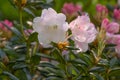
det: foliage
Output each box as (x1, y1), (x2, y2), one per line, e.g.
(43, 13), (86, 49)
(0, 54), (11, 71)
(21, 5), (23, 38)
(0, 0), (120, 80)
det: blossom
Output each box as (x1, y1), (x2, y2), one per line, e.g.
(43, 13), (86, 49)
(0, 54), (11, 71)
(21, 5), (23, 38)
(33, 8), (69, 47)
(113, 9), (120, 20)
(62, 3), (82, 16)
(0, 20), (13, 39)
(69, 15), (97, 52)
(96, 4), (108, 13)
(24, 29), (33, 36)
(0, 20), (13, 31)
(106, 33), (120, 44)
(101, 18), (119, 34)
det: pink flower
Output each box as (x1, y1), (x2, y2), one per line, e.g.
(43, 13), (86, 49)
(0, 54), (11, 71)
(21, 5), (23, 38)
(24, 29), (33, 36)
(62, 3), (82, 16)
(0, 20), (13, 31)
(69, 15), (97, 52)
(96, 4), (108, 13)
(102, 18), (119, 33)
(113, 9), (120, 20)
(106, 33), (120, 44)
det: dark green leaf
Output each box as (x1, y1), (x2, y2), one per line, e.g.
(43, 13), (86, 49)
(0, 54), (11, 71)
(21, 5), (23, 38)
(90, 73), (104, 80)
(24, 8), (35, 17)
(2, 71), (19, 80)
(39, 62), (59, 69)
(69, 59), (88, 66)
(89, 67), (105, 72)
(110, 57), (117, 68)
(30, 55), (40, 65)
(109, 68), (120, 76)
(36, 53), (55, 60)
(0, 49), (6, 59)
(23, 68), (32, 80)
(28, 32), (38, 42)
(12, 63), (27, 70)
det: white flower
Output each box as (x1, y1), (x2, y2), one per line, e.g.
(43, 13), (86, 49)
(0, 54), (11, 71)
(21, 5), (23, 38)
(33, 8), (69, 47)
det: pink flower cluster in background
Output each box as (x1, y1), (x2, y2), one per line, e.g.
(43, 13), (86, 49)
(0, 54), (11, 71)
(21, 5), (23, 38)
(96, 4), (108, 13)
(102, 18), (119, 34)
(0, 20), (13, 31)
(113, 9), (120, 20)
(62, 3), (82, 17)
(102, 18), (120, 56)
(0, 20), (13, 39)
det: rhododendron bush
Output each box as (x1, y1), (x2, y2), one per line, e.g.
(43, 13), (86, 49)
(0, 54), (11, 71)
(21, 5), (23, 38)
(0, 0), (120, 80)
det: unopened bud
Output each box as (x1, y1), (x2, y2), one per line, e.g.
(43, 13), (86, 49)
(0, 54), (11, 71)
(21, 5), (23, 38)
(14, 0), (27, 8)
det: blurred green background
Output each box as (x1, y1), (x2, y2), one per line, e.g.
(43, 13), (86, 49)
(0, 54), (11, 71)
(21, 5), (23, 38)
(0, 0), (117, 21)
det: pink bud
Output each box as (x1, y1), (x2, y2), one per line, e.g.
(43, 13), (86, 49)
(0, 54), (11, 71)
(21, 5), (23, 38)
(107, 22), (119, 33)
(101, 18), (119, 33)
(62, 3), (82, 16)
(24, 29), (33, 36)
(101, 18), (109, 29)
(96, 4), (108, 13)
(113, 9), (120, 20)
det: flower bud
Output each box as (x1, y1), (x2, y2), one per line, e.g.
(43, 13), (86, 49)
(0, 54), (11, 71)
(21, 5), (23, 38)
(14, 0), (27, 8)
(114, 9), (120, 20)
(102, 18), (120, 34)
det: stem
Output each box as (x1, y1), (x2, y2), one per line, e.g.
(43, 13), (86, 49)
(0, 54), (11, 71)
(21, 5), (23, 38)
(19, 8), (26, 40)
(33, 42), (39, 55)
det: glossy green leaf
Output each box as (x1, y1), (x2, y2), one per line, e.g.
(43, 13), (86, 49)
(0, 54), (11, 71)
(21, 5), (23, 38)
(12, 63), (27, 70)
(2, 71), (19, 80)
(89, 67), (105, 72)
(36, 53), (55, 60)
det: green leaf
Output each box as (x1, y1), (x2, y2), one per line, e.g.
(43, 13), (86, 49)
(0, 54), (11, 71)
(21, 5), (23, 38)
(30, 55), (40, 65)
(28, 32), (38, 43)
(89, 67), (105, 72)
(46, 77), (63, 80)
(24, 8), (35, 17)
(0, 49), (6, 59)
(0, 62), (8, 71)
(98, 59), (109, 67)
(13, 45), (27, 54)
(12, 63), (27, 70)
(23, 68), (32, 80)
(109, 68), (120, 77)
(39, 61), (59, 69)
(0, 68), (3, 74)
(69, 59), (88, 66)
(2, 71), (19, 80)
(110, 57), (117, 68)
(36, 53), (55, 60)
(52, 48), (66, 64)
(90, 73), (104, 80)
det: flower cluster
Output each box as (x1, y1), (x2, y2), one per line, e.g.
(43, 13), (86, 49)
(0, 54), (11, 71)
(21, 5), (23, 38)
(101, 18), (120, 57)
(33, 8), (97, 52)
